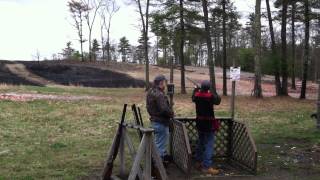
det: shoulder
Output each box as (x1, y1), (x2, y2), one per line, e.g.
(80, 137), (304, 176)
(148, 88), (163, 98)
(195, 91), (213, 98)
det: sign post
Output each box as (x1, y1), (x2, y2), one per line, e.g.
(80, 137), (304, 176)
(317, 80), (320, 129)
(230, 67), (241, 119)
(167, 83), (175, 109)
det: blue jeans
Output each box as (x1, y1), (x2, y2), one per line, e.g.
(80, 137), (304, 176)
(152, 122), (169, 158)
(195, 131), (215, 169)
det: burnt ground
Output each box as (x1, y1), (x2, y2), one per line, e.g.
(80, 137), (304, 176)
(0, 60), (317, 99)
(0, 61), (144, 88)
(0, 61), (39, 86)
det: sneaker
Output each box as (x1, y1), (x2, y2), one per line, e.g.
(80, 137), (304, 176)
(201, 167), (219, 175)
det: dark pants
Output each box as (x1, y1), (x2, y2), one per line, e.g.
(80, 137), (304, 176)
(195, 131), (215, 169)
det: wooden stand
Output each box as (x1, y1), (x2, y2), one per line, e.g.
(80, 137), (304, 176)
(103, 123), (168, 180)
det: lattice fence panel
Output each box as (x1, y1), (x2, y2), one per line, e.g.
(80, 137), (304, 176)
(214, 119), (230, 157)
(231, 121), (257, 173)
(175, 118), (231, 158)
(171, 120), (192, 174)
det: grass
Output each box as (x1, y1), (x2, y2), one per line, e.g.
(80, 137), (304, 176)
(0, 85), (319, 179)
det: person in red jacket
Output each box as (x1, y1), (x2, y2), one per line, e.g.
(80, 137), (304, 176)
(192, 80), (221, 175)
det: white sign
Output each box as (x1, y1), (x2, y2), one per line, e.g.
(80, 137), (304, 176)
(230, 67), (241, 81)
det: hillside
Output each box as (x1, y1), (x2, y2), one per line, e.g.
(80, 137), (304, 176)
(0, 60), (318, 99)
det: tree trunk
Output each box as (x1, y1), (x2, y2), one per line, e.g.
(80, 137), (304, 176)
(281, 0), (289, 96)
(300, 0), (310, 99)
(145, 0), (150, 90)
(173, 45), (179, 65)
(213, 15), (218, 67)
(222, 0), (227, 95)
(266, 0), (281, 95)
(137, 0), (150, 90)
(107, 18), (111, 62)
(179, 0), (186, 94)
(89, 29), (92, 61)
(164, 46), (167, 65)
(253, 0), (262, 98)
(317, 81), (320, 129)
(199, 43), (203, 66)
(217, 33), (221, 67)
(202, 0), (216, 92)
(156, 37), (159, 64)
(214, 30), (218, 66)
(291, 1), (296, 90)
(80, 14), (84, 62)
(101, 25), (105, 63)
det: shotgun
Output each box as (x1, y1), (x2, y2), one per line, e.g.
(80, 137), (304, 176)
(132, 104), (143, 139)
(101, 104), (127, 180)
(186, 77), (200, 88)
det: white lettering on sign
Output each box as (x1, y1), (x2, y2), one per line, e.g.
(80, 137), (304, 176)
(230, 67), (241, 81)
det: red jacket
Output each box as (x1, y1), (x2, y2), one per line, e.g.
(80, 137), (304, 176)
(192, 89), (221, 132)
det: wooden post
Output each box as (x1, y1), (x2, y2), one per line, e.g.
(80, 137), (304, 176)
(124, 129), (143, 180)
(169, 94), (173, 109)
(231, 81), (236, 119)
(128, 135), (147, 180)
(119, 129), (126, 177)
(317, 80), (320, 129)
(144, 132), (152, 180)
(151, 141), (168, 180)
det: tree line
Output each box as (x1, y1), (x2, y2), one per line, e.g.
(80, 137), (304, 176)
(62, 0), (320, 99)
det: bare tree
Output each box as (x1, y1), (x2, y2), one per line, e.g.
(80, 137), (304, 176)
(82, 0), (103, 61)
(135, 0), (151, 89)
(253, 0), (262, 98)
(202, 0), (216, 92)
(266, 0), (281, 95)
(68, 0), (88, 62)
(32, 49), (41, 64)
(100, 0), (120, 61)
(100, 9), (106, 62)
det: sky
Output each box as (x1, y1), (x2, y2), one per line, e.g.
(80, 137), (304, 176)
(0, 0), (261, 60)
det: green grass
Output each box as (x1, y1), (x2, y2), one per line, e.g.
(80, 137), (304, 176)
(0, 85), (141, 97)
(0, 85), (319, 179)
